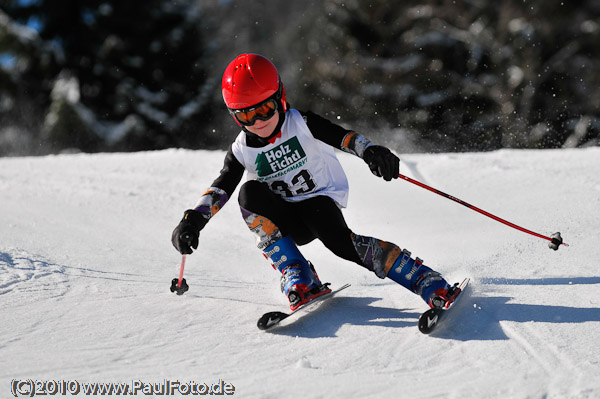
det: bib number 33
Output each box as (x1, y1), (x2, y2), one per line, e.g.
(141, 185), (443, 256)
(271, 169), (316, 197)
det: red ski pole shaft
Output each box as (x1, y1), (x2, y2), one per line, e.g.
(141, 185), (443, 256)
(398, 173), (568, 248)
(170, 253), (189, 295)
(178, 254), (186, 287)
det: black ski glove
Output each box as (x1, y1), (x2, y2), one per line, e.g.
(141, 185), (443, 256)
(363, 145), (400, 181)
(171, 209), (207, 255)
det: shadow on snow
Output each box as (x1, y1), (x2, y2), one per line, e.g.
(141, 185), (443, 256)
(268, 276), (600, 341)
(268, 296), (420, 338)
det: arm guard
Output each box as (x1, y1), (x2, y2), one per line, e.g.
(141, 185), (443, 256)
(193, 187), (230, 223)
(340, 132), (374, 158)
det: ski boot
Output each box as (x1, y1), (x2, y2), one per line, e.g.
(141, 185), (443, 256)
(280, 261), (331, 310)
(386, 249), (450, 308)
(264, 236), (331, 310)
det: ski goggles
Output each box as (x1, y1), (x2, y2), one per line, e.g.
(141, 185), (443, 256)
(228, 99), (278, 126)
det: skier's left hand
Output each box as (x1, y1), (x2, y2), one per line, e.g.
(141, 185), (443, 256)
(363, 145), (400, 181)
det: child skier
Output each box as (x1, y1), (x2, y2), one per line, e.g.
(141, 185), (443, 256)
(172, 53), (459, 311)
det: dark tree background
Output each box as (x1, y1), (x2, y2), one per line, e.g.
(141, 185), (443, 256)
(1, 0), (599, 156)
(0, 0), (219, 155)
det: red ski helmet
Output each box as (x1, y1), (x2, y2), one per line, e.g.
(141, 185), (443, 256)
(222, 54), (287, 124)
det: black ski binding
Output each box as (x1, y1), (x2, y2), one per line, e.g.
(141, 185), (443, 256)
(257, 283), (350, 331)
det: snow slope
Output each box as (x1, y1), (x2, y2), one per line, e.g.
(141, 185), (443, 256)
(1, 147), (599, 399)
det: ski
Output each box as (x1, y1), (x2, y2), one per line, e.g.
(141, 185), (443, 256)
(418, 278), (470, 334)
(257, 284), (351, 331)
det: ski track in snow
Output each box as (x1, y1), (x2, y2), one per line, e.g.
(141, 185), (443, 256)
(0, 249), (75, 314)
(463, 287), (581, 397)
(1, 148), (600, 398)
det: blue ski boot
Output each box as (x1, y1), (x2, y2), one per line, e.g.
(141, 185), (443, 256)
(263, 236), (331, 310)
(386, 249), (451, 309)
(350, 233), (454, 308)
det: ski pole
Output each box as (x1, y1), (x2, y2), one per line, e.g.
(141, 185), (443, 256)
(397, 173), (568, 250)
(177, 254), (186, 287)
(170, 254), (190, 295)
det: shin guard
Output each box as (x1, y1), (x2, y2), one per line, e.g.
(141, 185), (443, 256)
(240, 206), (325, 308)
(351, 233), (448, 303)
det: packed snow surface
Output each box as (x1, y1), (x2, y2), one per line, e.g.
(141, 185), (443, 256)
(1, 147), (599, 398)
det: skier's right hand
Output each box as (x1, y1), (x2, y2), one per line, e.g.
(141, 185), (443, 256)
(363, 145), (400, 181)
(171, 209), (207, 255)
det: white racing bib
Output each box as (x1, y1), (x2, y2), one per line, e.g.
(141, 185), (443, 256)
(231, 109), (349, 207)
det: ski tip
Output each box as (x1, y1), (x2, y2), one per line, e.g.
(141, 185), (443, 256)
(418, 308), (441, 334)
(257, 311), (288, 331)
